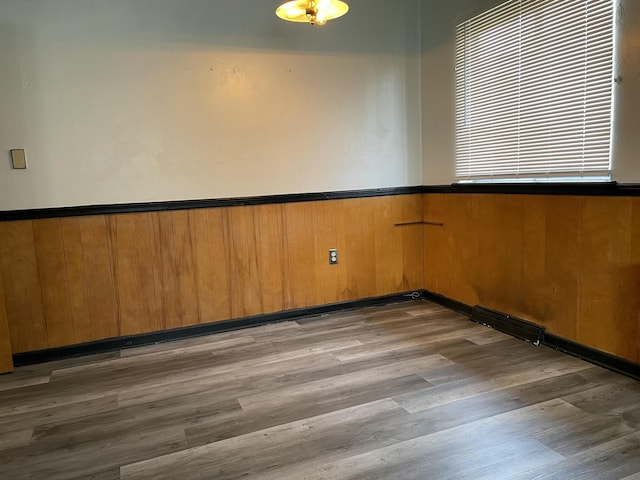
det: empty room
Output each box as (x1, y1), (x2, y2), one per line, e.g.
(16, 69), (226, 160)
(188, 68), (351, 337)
(0, 0), (639, 478)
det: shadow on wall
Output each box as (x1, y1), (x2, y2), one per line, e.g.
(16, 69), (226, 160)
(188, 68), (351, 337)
(420, 0), (498, 52)
(14, 0), (422, 55)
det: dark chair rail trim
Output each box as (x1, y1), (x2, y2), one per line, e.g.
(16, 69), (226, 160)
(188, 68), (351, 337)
(422, 182), (640, 196)
(0, 186), (423, 222)
(7, 182), (640, 221)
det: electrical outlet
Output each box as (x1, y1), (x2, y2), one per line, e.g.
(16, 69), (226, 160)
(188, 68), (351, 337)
(329, 249), (338, 265)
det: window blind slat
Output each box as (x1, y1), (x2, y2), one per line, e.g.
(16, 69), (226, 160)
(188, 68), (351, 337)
(455, 0), (613, 182)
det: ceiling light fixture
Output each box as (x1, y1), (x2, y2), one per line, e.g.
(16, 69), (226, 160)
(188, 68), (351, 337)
(276, 0), (349, 26)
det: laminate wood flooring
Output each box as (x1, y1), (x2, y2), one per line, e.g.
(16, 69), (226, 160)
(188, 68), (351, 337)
(1, 301), (639, 479)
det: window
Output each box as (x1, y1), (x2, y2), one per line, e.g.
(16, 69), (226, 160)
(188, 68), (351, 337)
(455, 0), (614, 182)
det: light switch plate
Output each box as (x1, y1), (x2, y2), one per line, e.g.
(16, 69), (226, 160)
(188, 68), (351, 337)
(10, 149), (27, 169)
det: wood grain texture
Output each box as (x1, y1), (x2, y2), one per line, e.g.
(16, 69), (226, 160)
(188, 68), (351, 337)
(225, 206), (264, 318)
(192, 208), (231, 324)
(59, 218), (93, 344)
(253, 205), (286, 314)
(0, 195), (424, 354)
(344, 198), (378, 300)
(577, 197), (635, 361)
(79, 216), (119, 342)
(375, 195), (424, 295)
(313, 200), (345, 306)
(2, 191), (639, 365)
(423, 193), (640, 363)
(1, 301), (638, 479)
(0, 221), (47, 353)
(0, 271), (12, 373)
(283, 202), (319, 310)
(32, 219), (76, 348)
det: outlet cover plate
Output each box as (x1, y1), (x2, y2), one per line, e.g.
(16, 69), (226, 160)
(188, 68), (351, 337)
(10, 149), (27, 169)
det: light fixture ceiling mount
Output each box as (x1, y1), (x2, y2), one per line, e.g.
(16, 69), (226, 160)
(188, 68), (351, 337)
(276, 0), (349, 26)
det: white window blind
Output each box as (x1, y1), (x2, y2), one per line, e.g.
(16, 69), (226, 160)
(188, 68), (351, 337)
(455, 0), (614, 182)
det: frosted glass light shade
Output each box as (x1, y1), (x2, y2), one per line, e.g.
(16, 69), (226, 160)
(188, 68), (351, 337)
(276, 0), (349, 26)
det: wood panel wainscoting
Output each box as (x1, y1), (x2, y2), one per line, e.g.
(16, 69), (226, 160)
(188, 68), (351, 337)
(0, 271), (12, 373)
(0, 194), (424, 364)
(423, 193), (640, 364)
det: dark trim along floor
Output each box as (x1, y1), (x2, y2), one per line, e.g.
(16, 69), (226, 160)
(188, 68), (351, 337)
(13, 288), (640, 382)
(423, 290), (640, 382)
(544, 333), (640, 381)
(12, 291), (424, 366)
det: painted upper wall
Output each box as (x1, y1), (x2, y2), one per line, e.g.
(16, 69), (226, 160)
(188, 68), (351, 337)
(421, 0), (640, 185)
(0, 0), (422, 210)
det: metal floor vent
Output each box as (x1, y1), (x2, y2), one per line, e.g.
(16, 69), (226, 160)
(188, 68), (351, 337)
(470, 306), (545, 345)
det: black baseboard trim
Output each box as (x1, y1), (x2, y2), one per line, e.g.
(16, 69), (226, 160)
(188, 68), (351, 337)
(544, 334), (640, 381)
(0, 186), (423, 222)
(470, 306), (545, 346)
(421, 290), (472, 315)
(422, 289), (640, 381)
(12, 291), (424, 366)
(13, 289), (640, 381)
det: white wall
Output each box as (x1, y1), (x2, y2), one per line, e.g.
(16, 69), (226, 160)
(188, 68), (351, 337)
(0, 0), (422, 210)
(611, 0), (640, 183)
(421, 0), (640, 185)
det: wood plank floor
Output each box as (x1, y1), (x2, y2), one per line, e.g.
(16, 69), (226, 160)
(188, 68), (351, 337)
(1, 300), (639, 479)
